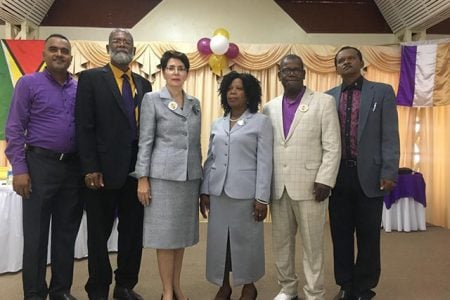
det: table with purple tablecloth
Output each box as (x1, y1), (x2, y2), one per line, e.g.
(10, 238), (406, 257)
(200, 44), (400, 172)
(382, 173), (427, 232)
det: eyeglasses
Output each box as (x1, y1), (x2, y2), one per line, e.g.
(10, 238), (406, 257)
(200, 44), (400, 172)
(165, 66), (187, 73)
(280, 68), (304, 76)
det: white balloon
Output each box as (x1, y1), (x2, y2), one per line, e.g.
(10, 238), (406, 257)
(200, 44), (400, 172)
(210, 35), (229, 55)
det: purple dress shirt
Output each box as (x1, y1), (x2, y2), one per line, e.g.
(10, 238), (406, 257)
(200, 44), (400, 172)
(5, 69), (77, 175)
(282, 88), (305, 138)
(338, 77), (363, 159)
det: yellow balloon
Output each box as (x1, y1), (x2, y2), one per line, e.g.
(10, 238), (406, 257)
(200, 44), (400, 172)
(209, 54), (228, 76)
(213, 28), (230, 40)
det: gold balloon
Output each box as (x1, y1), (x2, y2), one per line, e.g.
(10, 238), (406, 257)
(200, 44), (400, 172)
(213, 28), (230, 40)
(209, 54), (228, 76)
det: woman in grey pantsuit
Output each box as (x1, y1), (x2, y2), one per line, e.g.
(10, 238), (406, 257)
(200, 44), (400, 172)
(200, 72), (273, 300)
(135, 51), (202, 300)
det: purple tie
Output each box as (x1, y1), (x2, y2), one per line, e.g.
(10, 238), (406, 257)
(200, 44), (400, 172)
(121, 74), (137, 140)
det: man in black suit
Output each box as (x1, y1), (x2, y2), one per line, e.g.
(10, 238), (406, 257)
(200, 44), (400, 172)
(75, 28), (152, 300)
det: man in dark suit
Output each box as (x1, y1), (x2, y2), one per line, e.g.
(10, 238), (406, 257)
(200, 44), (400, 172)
(75, 29), (151, 300)
(326, 46), (400, 300)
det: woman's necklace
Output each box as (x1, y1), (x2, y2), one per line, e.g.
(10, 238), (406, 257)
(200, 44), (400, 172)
(230, 111), (245, 122)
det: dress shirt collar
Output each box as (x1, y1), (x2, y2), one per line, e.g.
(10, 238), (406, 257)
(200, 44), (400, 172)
(282, 87), (305, 105)
(342, 75), (363, 91)
(110, 63), (132, 81)
(43, 67), (73, 86)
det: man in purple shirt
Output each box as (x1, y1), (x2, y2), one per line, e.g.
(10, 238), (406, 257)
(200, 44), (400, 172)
(264, 54), (341, 300)
(5, 34), (83, 300)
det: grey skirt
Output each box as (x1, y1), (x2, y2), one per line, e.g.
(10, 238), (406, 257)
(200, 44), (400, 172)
(143, 178), (200, 249)
(206, 194), (265, 286)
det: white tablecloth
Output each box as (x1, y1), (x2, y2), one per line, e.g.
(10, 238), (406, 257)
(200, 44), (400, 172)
(382, 197), (426, 232)
(0, 185), (118, 273)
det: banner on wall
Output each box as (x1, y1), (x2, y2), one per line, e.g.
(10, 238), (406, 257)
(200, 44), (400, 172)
(0, 40), (45, 140)
(396, 39), (450, 107)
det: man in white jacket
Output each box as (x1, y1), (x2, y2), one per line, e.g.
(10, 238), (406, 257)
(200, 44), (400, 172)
(264, 54), (341, 300)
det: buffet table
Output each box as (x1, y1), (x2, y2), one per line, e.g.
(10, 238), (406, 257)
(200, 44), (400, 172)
(382, 172), (426, 232)
(0, 185), (118, 273)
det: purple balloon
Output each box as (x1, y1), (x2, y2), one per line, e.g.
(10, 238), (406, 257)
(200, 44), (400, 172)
(197, 37), (212, 55)
(225, 43), (239, 59)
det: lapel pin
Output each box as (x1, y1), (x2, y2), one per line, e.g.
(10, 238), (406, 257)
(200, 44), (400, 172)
(299, 104), (309, 112)
(168, 101), (178, 111)
(237, 119), (245, 126)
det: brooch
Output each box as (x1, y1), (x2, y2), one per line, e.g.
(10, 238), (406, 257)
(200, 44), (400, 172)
(192, 103), (200, 115)
(299, 104), (309, 112)
(237, 119), (245, 126)
(168, 101), (178, 110)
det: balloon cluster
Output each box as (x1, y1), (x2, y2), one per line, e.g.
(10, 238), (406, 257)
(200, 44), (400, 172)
(197, 28), (239, 75)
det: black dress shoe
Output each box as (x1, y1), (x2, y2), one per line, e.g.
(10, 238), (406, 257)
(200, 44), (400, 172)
(113, 286), (144, 300)
(88, 294), (108, 300)
(334, 290), (354, 300)
(49, 292), (77, 300)
(355, 289), (375, 300)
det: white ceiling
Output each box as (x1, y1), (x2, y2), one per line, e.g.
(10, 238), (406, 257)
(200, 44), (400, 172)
(0, 0), (449, 35)
(374, 0), (450, 33)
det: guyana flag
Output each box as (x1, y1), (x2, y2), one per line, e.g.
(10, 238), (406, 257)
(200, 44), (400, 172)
(0, 40), (45, 139)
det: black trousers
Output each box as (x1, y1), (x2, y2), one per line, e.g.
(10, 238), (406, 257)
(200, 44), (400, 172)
(329, 163), (383, 298)
(23, 151), (83, 299)
(84, 176), (144, 299)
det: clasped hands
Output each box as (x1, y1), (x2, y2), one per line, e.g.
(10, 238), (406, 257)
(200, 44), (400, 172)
(200, 194), (267, 222)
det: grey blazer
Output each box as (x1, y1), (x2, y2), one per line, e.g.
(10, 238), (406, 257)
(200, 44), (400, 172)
(201, 111), (273, 203)
(135, 86), (202, 181)
(326, 78), (400, 197)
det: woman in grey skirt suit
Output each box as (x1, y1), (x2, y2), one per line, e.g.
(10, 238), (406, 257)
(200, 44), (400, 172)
(200, 72), (273, 300)
(135, 50), (202, 300)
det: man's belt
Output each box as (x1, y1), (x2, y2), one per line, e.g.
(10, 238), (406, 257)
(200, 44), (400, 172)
(341, 159), (357, 168)
(27, 145), (78, 161)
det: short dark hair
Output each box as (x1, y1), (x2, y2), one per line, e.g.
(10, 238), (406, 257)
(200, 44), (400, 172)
(45, 33), (71, 46)
(334, 46), (363, 66)
(279, 54), (304, 70)
(159, 50), (190, 72)
(219, 71), (262, 116)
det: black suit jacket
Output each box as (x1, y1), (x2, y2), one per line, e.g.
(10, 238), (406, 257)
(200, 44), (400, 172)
(76, 64), (152, 188)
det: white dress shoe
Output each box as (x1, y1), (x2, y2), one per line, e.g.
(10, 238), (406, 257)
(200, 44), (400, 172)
(273, 291), (299, 300)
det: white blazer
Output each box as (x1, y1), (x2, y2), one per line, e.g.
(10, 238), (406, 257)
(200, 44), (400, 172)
(201, 111), (273, 202)
(263, 88), (341, 201)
